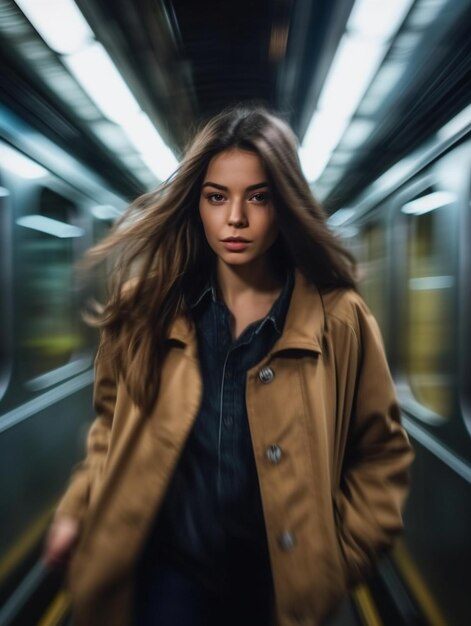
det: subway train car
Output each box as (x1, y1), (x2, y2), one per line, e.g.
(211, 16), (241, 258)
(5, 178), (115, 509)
(1, 100), (469, 626)
(332, 104), (471, 626)
(1, 0), (471, 624)
(0, 102), (126, 625)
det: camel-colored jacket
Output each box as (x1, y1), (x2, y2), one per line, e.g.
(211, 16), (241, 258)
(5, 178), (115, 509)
(56, 271), (413, 626)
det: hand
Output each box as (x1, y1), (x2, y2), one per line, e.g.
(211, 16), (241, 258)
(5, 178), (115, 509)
(43, 515), (81, 570)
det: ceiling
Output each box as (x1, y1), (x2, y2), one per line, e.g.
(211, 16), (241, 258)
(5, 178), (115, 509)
(72, 0), (354, 150)
(1, 0), (470, 211)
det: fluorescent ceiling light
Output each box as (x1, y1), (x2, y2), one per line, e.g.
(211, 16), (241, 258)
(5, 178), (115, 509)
(301, 35), (385, 181)
(41, 65), (100, 121)
(64, 42), (141, 125)
(15, 0), (178, 183)
(16, 215), (84, 237)
(0, 143), (48, 179)
(122, 112), (179, 181)
(401, 191), (456, 215)
(14, 0), (93, 54)
(317, 35), (386, 121)
(300, 0), (414, 183)
(327, 208), (355, 226)
(91, 205), (121, 220)
(438, 104), (471, 142)
(91, 121), (170, 186)
(300, 111), (348, 181)
(348, 0), (414, 41)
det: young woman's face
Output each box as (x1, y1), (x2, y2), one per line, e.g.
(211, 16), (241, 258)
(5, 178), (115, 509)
(199, 149), (278, 268)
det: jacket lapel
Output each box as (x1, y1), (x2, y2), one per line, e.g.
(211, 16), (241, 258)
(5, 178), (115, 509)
(270, 270), (325, 355)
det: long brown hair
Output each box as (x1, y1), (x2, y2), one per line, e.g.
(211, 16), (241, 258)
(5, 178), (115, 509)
(86, 105), (356, 413)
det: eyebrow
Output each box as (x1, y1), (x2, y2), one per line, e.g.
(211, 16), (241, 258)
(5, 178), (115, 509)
(201, 181), (269, 192)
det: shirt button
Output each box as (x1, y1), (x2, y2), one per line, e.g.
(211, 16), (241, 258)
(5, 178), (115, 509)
(258, 366), (275, 384)
(278, 530), (296, 551)
(223, 415), (233, 427)
(266, 444), (282, 464)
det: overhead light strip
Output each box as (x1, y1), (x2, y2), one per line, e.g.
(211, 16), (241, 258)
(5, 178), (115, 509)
(0, 142), (48, 179)
(13, 0), (93, 55)
(300, 0), (414, 183)
(14, 0), (178, 183)
(401, 191), (456, 215)
(62, 42), (141, 125)
(16, 215), (85, 238)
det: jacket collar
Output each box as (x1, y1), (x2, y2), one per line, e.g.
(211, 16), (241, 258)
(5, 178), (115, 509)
(168, 269), (324, 356)
(270, 270), (324, 355)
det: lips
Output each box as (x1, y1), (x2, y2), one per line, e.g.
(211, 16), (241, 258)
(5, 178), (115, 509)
(220, 237), (251, 252)
(221, 236), (251, 242)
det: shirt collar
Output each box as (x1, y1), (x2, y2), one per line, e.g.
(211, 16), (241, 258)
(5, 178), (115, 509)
(170, 270), (324, 355)
(190, 270), (294, 336)
(189, 281), (217, 310)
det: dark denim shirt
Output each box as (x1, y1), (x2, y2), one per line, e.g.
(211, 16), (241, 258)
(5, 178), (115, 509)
(144, 272), (293, 590)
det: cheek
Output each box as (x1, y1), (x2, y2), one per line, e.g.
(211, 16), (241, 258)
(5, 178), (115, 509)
(199, 206), (218, 240)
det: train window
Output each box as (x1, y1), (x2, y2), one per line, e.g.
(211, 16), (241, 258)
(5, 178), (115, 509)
(401, 188), (456, 419)
(17, 188), (87, 382)
(358, 221), (387, 334)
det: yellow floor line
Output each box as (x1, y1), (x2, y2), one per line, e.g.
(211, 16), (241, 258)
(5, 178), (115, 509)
(0, 504), (55, 585)
(36, 590), (70, 626)
(393, 541), (448, 626)
(352, 584), (384, 626)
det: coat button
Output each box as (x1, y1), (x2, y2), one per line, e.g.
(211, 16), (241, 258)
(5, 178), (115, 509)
(266, 444), (282, 464)
(259, 366), (275, 383)
(278, 530), (296, 551)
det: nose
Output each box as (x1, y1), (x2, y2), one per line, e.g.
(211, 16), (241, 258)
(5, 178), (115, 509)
(227, 198), (248, 227)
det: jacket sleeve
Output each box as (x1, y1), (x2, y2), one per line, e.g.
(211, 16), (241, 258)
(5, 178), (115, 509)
(54, 341), (117, 524)
(333, 297), (414, 587)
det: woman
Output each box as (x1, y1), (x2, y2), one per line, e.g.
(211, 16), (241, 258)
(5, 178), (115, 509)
(44, 105), (413, 626)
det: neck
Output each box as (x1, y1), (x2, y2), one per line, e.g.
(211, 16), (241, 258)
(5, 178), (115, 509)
(216, 256), (283, 306)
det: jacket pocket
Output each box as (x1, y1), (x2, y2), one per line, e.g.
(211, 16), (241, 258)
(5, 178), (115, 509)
(332, 495), (364, 588)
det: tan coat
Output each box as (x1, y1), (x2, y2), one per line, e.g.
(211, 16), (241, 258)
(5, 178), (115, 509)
(57, 271), (413, 626)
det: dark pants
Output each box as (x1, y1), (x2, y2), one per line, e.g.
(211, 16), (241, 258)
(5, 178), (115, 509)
(135, 563), (275, 626)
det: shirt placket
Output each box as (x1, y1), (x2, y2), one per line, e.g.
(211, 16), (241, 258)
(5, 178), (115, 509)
(215, 303), (233, 497)
(217, 348), (237, 498)
(217, 327), (261, 500)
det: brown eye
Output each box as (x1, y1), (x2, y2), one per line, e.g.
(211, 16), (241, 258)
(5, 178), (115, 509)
(249, 192), (270, 204)
(207, 193), (225, 203)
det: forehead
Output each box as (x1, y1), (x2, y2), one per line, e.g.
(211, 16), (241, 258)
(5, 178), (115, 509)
(204, 149), (267, 183)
